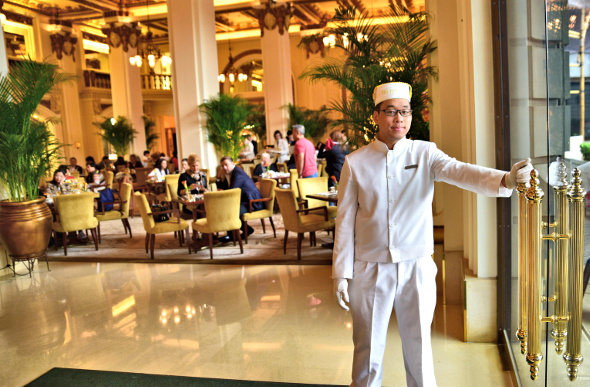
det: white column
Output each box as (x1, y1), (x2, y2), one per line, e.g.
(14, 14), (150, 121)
(0, 12), (8, 76)
(260, 5), (294, 141)
(101, 21), (146, 156)
(167, 0), (219, 169)
(49, 28), (86, 161)
(109, 45), (146, 155)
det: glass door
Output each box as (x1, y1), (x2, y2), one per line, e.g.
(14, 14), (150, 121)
(501, 0), (590, 385)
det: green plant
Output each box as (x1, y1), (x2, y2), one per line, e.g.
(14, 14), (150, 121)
(580, 142), (590, 161)
(143, 115), (159, 152)
(94, 116), (138, 156)
(246, 104), (267, 144)
(299, 4), (437, 147)
(285, 103), (332, 143)
(0, 58), (75, 202)
(200, 93), (253, 160)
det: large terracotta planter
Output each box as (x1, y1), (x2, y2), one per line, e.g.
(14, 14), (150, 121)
(0, 197), (52, 260)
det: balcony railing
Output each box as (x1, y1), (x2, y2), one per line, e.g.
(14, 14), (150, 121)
(83, 70), (111, 89)
(81, 70), (172, 91)
(142, 74), (172, 90)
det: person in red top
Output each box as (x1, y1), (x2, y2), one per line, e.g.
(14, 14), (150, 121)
(292, 124), (318, 178)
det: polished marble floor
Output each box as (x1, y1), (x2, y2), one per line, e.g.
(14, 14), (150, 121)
(0, 261), (512, 386)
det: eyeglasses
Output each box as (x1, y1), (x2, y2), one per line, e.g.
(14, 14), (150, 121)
(380, 109), (412, 117)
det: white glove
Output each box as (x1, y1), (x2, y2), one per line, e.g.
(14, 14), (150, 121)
(334, 278), (350, 311)
(505, 158), (533, 189)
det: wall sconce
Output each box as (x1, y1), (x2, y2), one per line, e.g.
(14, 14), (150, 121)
(75, 142), (81, 149)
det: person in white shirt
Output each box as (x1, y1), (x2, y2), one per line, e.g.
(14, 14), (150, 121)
(274, 130), (290, 163)
(332, 81), (533, 387)
(240, 134), (255, 160)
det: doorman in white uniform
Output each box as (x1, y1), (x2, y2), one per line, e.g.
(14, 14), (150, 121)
(332, 82), (533, 387)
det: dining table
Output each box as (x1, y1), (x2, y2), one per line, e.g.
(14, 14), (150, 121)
(305, 191), (337, 249)
(306, 191), (339, 205)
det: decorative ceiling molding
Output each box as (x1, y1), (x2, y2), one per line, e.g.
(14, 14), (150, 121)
(256, 3), (293, 38)
(100, 22), (141, 51)
(82, 31), (108, 44)
(50, 30), (78, 60)
(3, 9), (33, 25)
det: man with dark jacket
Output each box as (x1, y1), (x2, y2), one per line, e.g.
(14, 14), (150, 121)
(218, 156), (263, 242)
(325, 130), (349, 188)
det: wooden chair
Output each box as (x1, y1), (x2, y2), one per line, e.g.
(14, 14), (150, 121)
(134, 192), (191, 259)
(133, 167), (152, 192)
(147, 173), (179, 207)
(96, 182), (133, 242)
(275, 188), (335, 260)
(242, 178), (277, 244)
(192, 189), (243, 259)
(52, 193), (99, 256)
(297, 177), (337, 219)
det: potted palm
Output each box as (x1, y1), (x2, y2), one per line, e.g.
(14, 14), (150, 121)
(0, 58), (75, 263)
(300, 4), (437, 147)
(285, 103), (332, 143)
(94, 116), (138, 157)
(200, 93), (253, 160)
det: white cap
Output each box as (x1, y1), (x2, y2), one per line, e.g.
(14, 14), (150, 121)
(373, 82), (412, 106)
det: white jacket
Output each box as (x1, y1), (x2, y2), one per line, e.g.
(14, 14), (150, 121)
(332, 137), (512, 279)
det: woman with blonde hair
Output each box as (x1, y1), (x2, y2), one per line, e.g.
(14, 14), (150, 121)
(178, 153), (208, 216)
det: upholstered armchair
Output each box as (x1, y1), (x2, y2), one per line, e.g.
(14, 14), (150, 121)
(192, 189), (243, 259)
(275, 188), (335, 260)
(241, 178), (277, 243)
(52, 193), (99, 256)
(95, 182), (133, 242)
(289, 169), (299, 199)
(105, 170), (114, 189)
(296, 177), (337, 219)
(134, 192), (191, 259)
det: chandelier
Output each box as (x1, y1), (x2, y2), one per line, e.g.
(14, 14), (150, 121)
(129, 0), (171, 69)
(218, 35), (247, 84)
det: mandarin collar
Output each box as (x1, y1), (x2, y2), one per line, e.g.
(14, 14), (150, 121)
(372, 136), (410, 155)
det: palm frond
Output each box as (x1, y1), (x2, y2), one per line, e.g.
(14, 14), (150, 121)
(200, 94), (253, 160)
(298, 4), (437, 147)
(0, 57), (73, 202)
(142, 115), (159, 152)
(94, 116), (138, 156)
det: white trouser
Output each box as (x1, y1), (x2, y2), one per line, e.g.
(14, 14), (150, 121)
(348, 256), (438, 387)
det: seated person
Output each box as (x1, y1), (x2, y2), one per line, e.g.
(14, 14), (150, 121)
(253, 152), (278, 178)
(215, 165), (229, 190)
(68, 157), (84, 177)
(148, 159), (169, 183)
(178, 154), (208, 216)
(218, 156), (263, 242)
(97, 155), (113, 171)
(181, 158), (189, 174)
(240, 134), (255, 160)
(128, 154), (143, 169)
(142, 150), (150, 168)
(178, 154), (208, 197)
(85, 162), (105, 191)
(45, 168), (71, 196)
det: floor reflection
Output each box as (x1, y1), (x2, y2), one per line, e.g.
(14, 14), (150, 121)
(0, 262), (509, 386)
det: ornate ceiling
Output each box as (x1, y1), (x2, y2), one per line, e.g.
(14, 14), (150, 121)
(1, 0), (425, 39)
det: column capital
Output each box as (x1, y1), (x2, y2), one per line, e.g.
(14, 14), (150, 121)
(50, 30), (78, 61)
(101, 22), (141, 52)
(256, 3), (292, 37)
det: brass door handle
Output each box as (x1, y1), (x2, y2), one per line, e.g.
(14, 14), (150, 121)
(516, 165), (585, 381)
